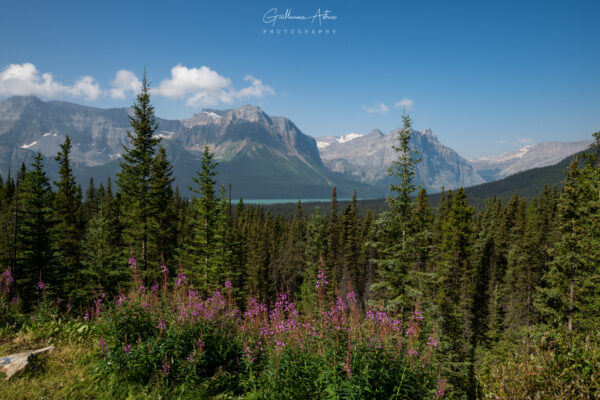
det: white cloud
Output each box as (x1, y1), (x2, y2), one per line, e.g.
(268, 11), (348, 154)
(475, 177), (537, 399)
(362, 102), (389, 115)
(0, 62), (274, 107)
(155, 64), (274, 107)
(109, 70), (142, 99)
(0, 63), (101, 101)
(394, 98), (414, 109)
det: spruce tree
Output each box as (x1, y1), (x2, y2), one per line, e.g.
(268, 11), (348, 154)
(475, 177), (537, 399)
(372, 112), (421, 313)
(53, 136), (83, 303)
(16, 154), (55, 309)
(325, 186), (340, 293)
(80, 180), (125, 302)
(538, 151), (600, 332)
(117, 72), (161, 273)
(436, 187), (475, 398)
(183, 144), (220, 292)
(149, 146), (176, 271)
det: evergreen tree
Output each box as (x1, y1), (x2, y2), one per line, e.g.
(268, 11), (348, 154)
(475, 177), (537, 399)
(53, 136), (83, 303)
(149, 146), (176, 272)
(325, 186), (340, 293)
(82, 177), (99, 226)
(340, 191), (361, 296)
(16, 154), (55, 309)
(213, 185), (234, 285)
(436, 187), (475, 398)
(80, 180), (125, 302)
(182, 145), (220, 292)
(372, 112), (421, 313)
(299, 206), (327, 311)
(538, 152), (600, 332)
(117, 72), (161, 273)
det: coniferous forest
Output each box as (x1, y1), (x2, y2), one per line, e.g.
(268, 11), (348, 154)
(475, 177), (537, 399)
(1, 77), (599, 399)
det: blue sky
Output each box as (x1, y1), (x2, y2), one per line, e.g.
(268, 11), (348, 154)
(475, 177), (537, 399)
(0, 0), (598, 158)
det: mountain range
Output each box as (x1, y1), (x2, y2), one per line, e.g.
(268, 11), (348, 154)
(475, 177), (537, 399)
(469, 140), (592, 181)
(0, 96), (591, 199)
(318, 129), (485, 193)
(0, 96), (377, 198)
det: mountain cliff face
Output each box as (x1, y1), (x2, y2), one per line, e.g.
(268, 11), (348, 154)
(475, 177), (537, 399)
(469, 140), (593, 181)
(318, 128), (485, 192)
(2, 96), (586, 198)
(0, 96), (376, 199)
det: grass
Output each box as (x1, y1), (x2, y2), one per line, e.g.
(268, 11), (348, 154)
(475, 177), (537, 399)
(0, 324), (99, 399)
(0, 323), (235, 400)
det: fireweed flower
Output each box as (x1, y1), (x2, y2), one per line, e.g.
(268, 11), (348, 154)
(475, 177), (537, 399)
(151, 284), (159, 293)
(37, 281), (46, 290)
(160, 264), (169, 274)
(122, 344), (131, 354)
(1, 270), (14, 295)
(427, 337), (438, 349)
(316, 269), (328, 289)
(161, 361), (171, 376)
(157, 319), (166, 332)
(346, 290), (357, 303)
(175, 273), (187, 287)
(407, 348), (418, 357)
(128, 257), (137, 270)
(435, 379), (446, 398)
(413, 308), (424, 321)
(224, 280), (232, 290)
(116, 294), (127, 305)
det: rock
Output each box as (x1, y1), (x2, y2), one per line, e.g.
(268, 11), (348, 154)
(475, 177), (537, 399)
(0, 346), (55, 380)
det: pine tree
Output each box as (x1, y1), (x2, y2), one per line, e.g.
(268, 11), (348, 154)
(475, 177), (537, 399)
(117, 72), (161, 273)
(80, 180), (125, 302)
(410, 188), (434, 302)
(53, 136), (83, 303)
(82, 177), (99, 226)
(182, 145), (220, 292)
(298, 206), (327, 311)
(0, 172), (16, 271)
(16, 154), (55, 309)
(538, 150), (600, 332)
(325, 186), (340, 293)
(213, 185), (234, 286)
(436, 187), (475, 398)
(372, 112), (421, 313)
(340, 191), (361, 296)
(148, 146), (176, 272)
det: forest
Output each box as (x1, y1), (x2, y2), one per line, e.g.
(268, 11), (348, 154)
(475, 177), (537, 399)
(1, 77), (599, 399)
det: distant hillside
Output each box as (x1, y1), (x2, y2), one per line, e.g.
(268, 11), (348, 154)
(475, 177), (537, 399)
(0, 96), (382, 199)
(454, 150), (585, 207)
(318, 128), (485, 192)
(262, 150), (588, 216)
(470, 140), (592, 181)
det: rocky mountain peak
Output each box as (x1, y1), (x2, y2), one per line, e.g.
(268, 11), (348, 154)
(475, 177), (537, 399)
(366, 129), (384, 138)
(226, 104), (270, 123)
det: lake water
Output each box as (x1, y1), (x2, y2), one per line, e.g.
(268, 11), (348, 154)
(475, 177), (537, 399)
(233, 198), (357, 205)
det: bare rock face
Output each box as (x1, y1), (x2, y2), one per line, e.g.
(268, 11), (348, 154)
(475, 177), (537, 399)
(0, 96), (376, 198)
(469, 140), (593, 181)
(318, 128), (485, 192)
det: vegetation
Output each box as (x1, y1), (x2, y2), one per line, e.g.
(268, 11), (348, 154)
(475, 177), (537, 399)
(0, 79), (599, 399)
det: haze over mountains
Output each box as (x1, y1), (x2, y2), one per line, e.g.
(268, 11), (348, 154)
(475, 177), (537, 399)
(0, 96), (590, 199)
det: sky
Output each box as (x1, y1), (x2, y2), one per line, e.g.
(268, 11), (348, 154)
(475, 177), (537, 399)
(0, 0), (599, 159)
